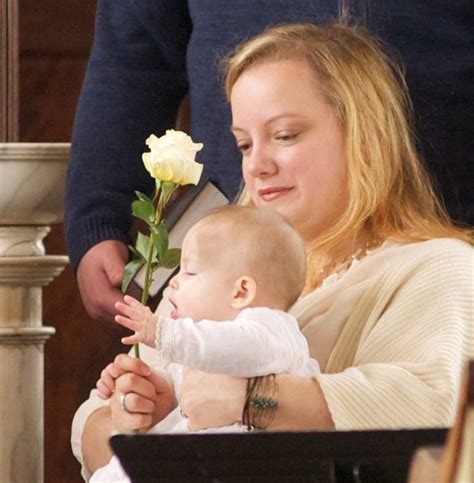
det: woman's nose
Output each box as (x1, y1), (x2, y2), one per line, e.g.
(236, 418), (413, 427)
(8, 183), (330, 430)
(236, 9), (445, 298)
(244, 144), (277, 178)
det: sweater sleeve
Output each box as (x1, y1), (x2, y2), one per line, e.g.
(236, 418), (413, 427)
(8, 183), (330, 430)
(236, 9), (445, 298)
(65, 0), (192, 271)
(317, 243), (474, 430)
(159, 311), (305, 377)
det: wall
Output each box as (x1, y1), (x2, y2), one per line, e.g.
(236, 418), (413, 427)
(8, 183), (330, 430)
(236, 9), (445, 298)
(19, 1), (126, 481)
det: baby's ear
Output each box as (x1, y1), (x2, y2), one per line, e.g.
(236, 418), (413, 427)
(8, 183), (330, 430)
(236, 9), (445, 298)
(230, 276), (257, 309)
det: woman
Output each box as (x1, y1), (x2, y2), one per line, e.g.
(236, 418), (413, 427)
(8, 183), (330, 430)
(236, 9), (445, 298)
(72, 23), (473, 479)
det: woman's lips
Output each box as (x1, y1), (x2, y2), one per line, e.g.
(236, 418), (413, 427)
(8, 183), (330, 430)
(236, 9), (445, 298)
(258, 186), (293, 202)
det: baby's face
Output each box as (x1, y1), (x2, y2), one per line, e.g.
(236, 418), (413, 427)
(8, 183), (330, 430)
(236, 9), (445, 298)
(167, 225), (239, 321)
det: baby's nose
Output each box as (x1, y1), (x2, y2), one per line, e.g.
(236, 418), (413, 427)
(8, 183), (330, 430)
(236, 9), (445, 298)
(169, 273), (179, 289)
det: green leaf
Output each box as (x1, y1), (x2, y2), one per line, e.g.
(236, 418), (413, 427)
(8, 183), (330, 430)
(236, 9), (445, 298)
(153, 224), (169, 259)
(160, 248), (181, 268)
(122, 259), (145, 293)
(136, 232), (157, 260)
(132, 199), (155, 224)
(128, 244), (143, 260)
(135, 191), (153, 204)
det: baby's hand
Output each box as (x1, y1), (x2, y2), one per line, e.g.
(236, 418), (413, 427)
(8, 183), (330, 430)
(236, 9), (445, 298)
(96, 362), (120, 400)
(115, 295), (158, 348)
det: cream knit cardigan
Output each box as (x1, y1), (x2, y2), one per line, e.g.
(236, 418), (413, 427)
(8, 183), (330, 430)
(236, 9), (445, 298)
(292, 237), (473, 429)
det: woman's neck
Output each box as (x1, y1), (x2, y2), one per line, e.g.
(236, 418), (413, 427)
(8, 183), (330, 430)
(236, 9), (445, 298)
(331, 229), (378, 262)
(304, 229), (382, 292)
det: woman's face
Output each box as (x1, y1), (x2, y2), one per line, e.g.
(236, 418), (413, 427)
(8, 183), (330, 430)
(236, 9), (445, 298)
(230, 59), (348, 242)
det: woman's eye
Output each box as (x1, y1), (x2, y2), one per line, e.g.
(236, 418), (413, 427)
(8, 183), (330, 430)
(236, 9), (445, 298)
(237, 142), (251, 154)
(276, 132), (298, 142)
(185, 272), (196, 276)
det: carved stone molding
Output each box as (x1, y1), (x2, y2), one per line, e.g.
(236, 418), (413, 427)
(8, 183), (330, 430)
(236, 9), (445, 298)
(0, 226), (50, 256)
(0, 255), (69, 285)
(0, 326), (56, 344)
(0, 141), (70, 161)
(0, 141), (69, 481)
(0, 142), (69, 224)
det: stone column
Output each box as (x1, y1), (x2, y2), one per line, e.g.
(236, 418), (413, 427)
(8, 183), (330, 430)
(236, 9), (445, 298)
(0, 143), (69, 483)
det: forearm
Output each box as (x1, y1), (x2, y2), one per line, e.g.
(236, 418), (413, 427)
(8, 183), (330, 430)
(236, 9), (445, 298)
(270, 374), (334, 430)
(81, 406), (115, 476)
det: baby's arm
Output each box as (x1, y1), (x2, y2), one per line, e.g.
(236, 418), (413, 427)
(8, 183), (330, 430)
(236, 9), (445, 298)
(160, 311), (304, 376)
(115, 295), (158, 347)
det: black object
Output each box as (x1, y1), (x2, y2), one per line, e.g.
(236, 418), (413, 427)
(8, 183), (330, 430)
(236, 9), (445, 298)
(110, 428), (447, 482)
(133, 178), (229, 301)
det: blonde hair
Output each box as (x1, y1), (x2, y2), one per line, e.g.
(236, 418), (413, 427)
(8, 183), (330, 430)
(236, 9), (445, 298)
(223, 23), (472, 287)
(193, 205), (306, 309)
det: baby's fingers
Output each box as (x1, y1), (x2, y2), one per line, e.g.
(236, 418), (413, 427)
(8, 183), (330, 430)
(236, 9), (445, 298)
(123, 295), (143, 308)
(96, 379), (112, 399)
(115, 314), (141, 332)
(121, 334), (140, 345)
(97, 364), (118, 396)
(115, 301), (141, 320)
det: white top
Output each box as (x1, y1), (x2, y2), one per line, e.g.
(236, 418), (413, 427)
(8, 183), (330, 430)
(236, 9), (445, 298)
(157, 307), (320, 378)
(90, 307), (319, 482)
(152, 307), (320, 432)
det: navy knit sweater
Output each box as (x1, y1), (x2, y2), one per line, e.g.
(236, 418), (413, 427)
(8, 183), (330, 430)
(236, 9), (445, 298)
(65, 0), (474, 271)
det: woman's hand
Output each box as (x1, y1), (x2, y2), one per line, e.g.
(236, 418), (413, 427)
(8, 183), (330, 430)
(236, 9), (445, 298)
(106, 354), (176, 433)
(179, 367), (247, 431)
(179, 369), (334, 432)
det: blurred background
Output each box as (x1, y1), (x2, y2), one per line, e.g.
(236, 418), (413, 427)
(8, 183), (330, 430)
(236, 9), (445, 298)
(17, 1), (125, 481)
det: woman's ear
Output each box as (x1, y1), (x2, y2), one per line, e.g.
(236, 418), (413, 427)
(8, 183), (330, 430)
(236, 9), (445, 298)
(230, 276), (257, 309)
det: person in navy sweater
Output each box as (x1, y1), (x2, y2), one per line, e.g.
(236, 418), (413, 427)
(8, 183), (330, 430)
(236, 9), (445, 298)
(65, 1), (474, 324)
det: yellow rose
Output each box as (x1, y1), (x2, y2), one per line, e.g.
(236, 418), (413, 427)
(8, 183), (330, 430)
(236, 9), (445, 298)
(142, 130), (204, 185)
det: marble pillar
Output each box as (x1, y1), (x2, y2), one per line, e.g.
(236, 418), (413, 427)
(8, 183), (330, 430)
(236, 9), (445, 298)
(0, 143), (69, 483)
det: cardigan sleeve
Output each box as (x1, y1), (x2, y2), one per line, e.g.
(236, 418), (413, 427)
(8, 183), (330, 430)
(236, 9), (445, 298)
(317, 242), (474, 429)
(65, 0), (192, 271)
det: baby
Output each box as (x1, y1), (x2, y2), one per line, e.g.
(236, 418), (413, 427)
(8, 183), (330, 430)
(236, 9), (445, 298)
(91, 205), (319, 481)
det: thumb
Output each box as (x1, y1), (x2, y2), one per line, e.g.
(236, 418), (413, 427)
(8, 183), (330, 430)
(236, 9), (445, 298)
(148, 371), (173, 396)
(103, 246), (128, 287)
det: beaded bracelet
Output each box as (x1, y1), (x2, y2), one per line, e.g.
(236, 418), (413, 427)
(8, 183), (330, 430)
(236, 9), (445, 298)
(242, 374), (278, 430)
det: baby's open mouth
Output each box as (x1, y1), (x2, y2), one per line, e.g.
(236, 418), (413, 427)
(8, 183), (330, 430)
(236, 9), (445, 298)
(169, 299), (178, 319)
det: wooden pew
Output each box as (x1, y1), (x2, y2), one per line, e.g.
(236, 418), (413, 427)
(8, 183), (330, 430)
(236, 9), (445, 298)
(111, 428), (447, 482)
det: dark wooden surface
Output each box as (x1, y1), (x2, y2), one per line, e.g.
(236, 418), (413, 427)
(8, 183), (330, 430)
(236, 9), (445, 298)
(1, 0), (19, 141)
(19, 1), (127, 482)
(111, 428), (448, 483)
